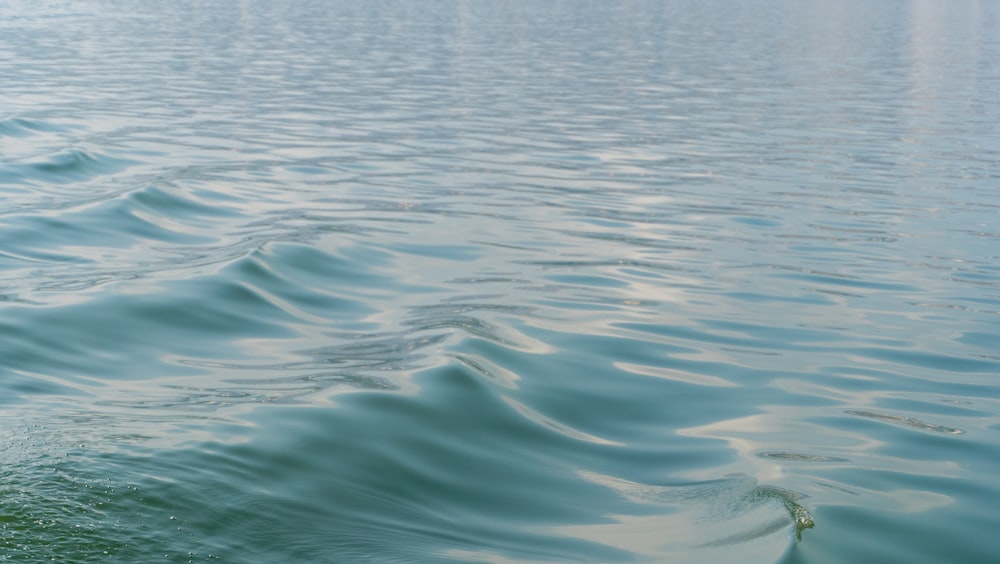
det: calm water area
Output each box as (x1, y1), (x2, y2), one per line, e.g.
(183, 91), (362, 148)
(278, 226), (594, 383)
(2, 0), (999, 562)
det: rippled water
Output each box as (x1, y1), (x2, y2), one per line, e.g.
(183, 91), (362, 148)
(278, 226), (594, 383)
(2, 0), (999, 562)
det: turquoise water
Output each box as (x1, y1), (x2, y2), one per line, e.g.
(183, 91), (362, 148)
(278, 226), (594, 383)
(2, 0), (999, 562)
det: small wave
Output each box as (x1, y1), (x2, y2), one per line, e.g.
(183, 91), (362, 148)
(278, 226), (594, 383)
(561, 472), (812, 559)
(0, 115), (55, 137)
(4, 147), (136, 186)
(502, 396), (624, 446)
(453, 352), (521, 389)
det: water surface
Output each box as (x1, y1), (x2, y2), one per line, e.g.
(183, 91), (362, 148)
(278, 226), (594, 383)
(2, 1), (999, 562)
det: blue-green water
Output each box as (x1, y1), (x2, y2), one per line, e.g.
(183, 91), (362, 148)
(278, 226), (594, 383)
(2, 0), (999, 562)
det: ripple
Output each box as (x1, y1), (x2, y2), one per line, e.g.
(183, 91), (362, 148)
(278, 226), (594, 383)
(845, 410), (965, 435)
(95, 372), (399, 412)
(757, 451), (849, 463)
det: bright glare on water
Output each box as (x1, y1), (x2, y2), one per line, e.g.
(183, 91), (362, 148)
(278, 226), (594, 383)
(1, 1), (999, 562)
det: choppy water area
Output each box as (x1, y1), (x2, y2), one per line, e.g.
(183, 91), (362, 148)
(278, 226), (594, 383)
(2, 0), (999, 561)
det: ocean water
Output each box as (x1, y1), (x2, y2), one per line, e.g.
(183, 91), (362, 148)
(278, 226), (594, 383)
(2, 0), (999, 562)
